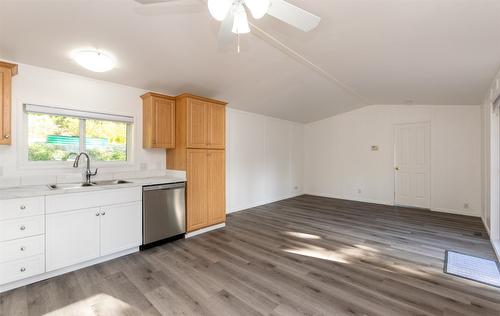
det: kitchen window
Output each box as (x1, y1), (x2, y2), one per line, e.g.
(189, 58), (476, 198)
(25, 104), (133, 162)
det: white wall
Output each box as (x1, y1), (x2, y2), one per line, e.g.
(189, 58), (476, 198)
(0, 63), (166, 184)
(304, 105), (482, 217)
(226, 108), (303, 213)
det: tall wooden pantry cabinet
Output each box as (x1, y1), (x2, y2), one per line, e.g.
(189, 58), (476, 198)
(166, 94), (227, 232)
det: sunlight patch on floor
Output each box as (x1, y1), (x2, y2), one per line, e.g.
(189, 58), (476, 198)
(282, 231), (322, 239)
(44, 293), (136, 316)
(283, 246), (348, 263)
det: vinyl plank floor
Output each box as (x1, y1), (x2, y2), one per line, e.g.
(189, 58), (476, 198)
(1, 195), (499, 316)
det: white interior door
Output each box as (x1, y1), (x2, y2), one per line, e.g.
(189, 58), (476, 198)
(394, 122), (430, 209)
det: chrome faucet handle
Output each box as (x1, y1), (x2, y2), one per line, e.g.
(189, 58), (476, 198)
(91, 168), (98, 176)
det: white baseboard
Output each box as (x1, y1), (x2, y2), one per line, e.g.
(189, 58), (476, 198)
(305, 191), (394, 207)
(0, 247), (138, 294)
(185, 223), (225, 238)
(492, 239), (500, 261)
(227, 192), (303, 214)
(481, 216), (491, 235)
(430, 207), (481, 217)
(304, 191), (482, 218)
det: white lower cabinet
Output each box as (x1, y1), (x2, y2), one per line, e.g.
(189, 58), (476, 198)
(100, 201), (142, 256)
(46, 207), (101, 272)
(46, 201), (142, 272)
(0, 255), (45, 285)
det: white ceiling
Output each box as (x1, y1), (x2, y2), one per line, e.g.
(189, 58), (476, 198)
(1, 0), (500, 123)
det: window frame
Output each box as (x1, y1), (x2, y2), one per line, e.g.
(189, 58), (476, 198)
(21, 104), (134, 169)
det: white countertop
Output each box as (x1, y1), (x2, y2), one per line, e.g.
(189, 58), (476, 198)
(0, 176), (186, 200)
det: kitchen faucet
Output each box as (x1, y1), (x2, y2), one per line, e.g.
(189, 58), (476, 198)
(73, 152), (98, 184)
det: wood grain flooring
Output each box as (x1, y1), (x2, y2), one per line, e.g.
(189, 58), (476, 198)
(1, 195), (499, 316)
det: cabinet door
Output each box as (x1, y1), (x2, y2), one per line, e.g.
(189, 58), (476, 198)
(46, 208), (100, 271)
(0, 66), (12, 145)
(100, 201), (142, 256)
(207, 103), (225, 149)
(187, 149), (208, 231)
(187, 99), (208, 148)
(154, 97), (175, 148)
(207, 150), (226, 225)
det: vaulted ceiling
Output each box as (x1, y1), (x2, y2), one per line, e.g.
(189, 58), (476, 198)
(1, 0), (500, 123)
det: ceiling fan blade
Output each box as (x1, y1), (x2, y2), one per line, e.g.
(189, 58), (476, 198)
(217, 9), (235, 49)
(267, 0), (321, 32)
(134, 0), (180, 4)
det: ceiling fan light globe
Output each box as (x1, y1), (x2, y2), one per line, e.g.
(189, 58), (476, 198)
(208, 0), (232, 21)
(244, 0), (270, 19)
(231, 5), (251, 34)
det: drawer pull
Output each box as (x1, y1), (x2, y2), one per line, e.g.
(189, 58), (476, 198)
(20, 246), (26, 251)
(101, 211), (106, 216)
(20, 205), (26, 210)
(20, 267), (26, 272)
(20, 225), (26, 231)
(96, 212), (100, 216)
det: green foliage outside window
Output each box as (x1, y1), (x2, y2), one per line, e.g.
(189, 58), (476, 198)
(27, 113), (128, 162)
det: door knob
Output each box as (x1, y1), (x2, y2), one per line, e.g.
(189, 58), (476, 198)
(395, 166), (400, 171)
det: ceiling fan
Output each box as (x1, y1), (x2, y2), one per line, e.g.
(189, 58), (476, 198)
(134, 0), (321, 51)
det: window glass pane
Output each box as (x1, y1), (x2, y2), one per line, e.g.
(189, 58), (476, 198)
(28, 113), (80, 161)
(85, 119), (127, 161)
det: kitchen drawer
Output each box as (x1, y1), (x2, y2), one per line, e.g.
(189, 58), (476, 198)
(0, 196), (44, 221)
(0, 235), (44, 263)
(46, 187), (141, 214)
(0, 216), (45, 242)
(0, 255), (45, 285)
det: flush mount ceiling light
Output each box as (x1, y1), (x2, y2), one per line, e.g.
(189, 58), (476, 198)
(72, 50), (115, 72)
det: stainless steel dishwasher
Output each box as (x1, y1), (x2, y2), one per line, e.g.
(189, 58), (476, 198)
(142, 182), (186, 249)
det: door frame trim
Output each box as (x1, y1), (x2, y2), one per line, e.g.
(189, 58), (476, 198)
(393, 121), (431, 209)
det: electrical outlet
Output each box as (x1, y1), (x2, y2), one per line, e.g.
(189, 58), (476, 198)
(294, 185), (299, 191)
(357, 189), (362, 194)
(464, 203), (469, 209)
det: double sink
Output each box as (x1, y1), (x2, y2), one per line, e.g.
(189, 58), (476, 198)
(47, 179), (132, 190)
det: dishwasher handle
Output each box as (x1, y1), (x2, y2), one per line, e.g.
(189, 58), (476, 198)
(143, 182), (186, 191)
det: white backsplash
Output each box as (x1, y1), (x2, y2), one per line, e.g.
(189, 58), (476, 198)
(0, 169), (186, 188)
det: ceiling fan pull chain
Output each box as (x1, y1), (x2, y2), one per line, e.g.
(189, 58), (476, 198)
(237, 32), (241, 53)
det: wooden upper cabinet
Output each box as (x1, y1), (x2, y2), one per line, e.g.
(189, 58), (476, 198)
(183, 95), (226, 149)
(141, 92), (175, 149)
(0, 61), (18, 145)
(187, 98), (208, 149)
(207, 103), (225, 149)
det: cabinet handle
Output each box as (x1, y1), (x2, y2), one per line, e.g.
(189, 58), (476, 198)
(101, 211), (106, 216)
(20, 205), (26, 210)
(20, 225), (26, 231)
(4, 134), (10, 139)
(20, 267), (26, 272)
(95, 212), (100, 216)
(20, 246), (26, 251)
